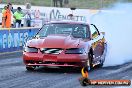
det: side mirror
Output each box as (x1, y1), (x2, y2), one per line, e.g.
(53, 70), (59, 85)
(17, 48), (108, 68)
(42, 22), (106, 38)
(90, 24), (100, 35)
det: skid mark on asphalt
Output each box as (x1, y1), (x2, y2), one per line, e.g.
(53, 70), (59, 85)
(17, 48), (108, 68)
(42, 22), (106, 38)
(0, 57), (23, 66)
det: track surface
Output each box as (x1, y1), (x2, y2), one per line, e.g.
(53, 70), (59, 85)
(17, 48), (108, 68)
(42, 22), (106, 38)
(0, 52), (132, 88)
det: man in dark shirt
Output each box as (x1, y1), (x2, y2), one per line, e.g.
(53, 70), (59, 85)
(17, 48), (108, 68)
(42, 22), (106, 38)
(53, 0), (58, 7)
(59, 0), (63, 7)
(64, 0), (69, 4)
(53, 0), (63, 7)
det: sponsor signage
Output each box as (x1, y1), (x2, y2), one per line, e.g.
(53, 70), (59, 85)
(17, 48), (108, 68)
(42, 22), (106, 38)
(0, 28), (39, 53)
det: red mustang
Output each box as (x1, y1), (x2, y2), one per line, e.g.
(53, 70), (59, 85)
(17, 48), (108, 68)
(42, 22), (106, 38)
(23, 20), (107, 71)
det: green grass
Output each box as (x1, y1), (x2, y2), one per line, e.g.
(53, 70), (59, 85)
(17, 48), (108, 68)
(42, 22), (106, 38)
(2, 0), (132, 9)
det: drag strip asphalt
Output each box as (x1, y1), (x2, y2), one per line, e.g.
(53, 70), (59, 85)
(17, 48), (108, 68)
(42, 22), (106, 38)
(0, 52), (132, 88)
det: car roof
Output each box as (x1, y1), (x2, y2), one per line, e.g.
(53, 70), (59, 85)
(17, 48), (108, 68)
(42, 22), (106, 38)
(47, 20), (89, 25)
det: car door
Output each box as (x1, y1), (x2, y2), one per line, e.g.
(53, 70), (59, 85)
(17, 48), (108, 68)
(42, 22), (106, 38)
(90, 24), (104, 63)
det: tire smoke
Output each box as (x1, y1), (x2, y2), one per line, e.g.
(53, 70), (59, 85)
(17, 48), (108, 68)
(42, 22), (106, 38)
(91, 3), (132, 66)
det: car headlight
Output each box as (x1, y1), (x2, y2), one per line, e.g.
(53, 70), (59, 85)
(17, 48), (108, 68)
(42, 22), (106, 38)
(65, 48), (84, 54)
(24, 47), (38, 53)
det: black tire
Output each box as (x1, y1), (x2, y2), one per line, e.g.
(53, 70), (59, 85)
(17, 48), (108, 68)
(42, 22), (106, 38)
(26, 66), (36, 71)
(98, 43), (107, 68)
(85, 52), (93, 71)
(98, 60), (104, 68)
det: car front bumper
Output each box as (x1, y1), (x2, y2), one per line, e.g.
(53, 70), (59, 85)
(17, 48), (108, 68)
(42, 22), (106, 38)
(23, 52), (88, 67)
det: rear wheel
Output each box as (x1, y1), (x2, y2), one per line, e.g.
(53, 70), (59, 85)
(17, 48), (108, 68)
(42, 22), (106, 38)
(98, 43), (107, 68)
(26, 66), (36, 71)
(98, 60), (104, 68)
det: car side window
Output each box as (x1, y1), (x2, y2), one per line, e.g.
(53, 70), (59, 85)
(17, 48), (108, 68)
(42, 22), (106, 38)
(90, 25), (99, 39)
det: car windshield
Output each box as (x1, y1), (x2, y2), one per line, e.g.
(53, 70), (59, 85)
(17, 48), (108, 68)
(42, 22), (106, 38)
(36, 23), (90, 39)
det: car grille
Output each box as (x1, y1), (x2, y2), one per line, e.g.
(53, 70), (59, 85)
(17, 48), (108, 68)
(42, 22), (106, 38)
(41, 48), (63, 54)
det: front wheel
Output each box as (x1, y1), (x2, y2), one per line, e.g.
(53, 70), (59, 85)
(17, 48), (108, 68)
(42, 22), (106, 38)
(85, 53), (93, 71)
(26, 66), (36, 71)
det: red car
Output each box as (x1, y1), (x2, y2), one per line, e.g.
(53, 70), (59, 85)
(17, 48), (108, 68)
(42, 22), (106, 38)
(23, 20), (107, 71)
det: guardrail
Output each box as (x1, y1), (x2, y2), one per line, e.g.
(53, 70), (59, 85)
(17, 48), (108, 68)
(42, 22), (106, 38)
(0, 27), (40, 53)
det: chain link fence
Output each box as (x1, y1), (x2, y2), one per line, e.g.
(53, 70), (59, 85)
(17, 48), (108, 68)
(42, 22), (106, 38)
(1, 0), (132, 9)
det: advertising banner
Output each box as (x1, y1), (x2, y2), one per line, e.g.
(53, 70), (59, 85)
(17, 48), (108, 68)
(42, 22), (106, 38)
(0, 28), (39, 53)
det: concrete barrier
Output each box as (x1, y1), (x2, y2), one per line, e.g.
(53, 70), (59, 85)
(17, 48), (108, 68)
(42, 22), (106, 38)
(0, 27), (40, 53)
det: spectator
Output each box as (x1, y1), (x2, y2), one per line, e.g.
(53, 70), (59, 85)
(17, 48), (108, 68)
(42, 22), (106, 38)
(2, 6), (7, 14)
(25, 11), (31, 27)
(13, 7), (24, 28)
(25, 2), (32, 27)
(3, 5), (12, 28)
(8, 3), (14, 13)
(64, 0), (69, 5)
(53, 0), (63, 7)
(53, 0), (58, 7)
(2, 6), (7, 28)
(58, 0), (63, 7)
(7, 3), (15, 27)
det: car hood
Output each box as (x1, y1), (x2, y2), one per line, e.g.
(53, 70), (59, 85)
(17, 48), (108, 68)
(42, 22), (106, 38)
(27, 35), (83, 49)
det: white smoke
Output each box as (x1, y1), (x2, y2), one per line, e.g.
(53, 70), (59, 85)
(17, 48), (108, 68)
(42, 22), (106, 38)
(91, 3), (132, 66)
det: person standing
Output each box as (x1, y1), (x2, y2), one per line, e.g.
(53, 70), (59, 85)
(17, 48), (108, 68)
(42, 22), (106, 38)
(25, 11), (31, 27)
(4, 5), (12, 28)
(25, 3), (32, 27)
(13, 7), (24, 28)
(7, 3), (15, 27)
(2, 6), (7, 13)
(2, 6), (7, 28)
(58, 0), (63, 7)
(8, 3), (14, 13)
(53, 0), (58, 7)
(64, 0), (69, 6)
